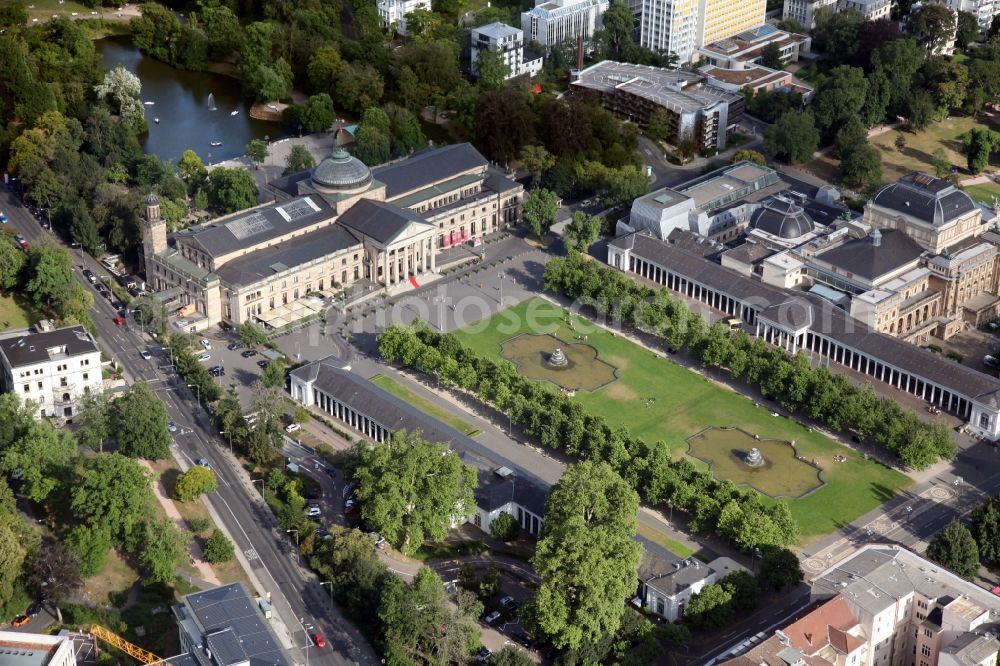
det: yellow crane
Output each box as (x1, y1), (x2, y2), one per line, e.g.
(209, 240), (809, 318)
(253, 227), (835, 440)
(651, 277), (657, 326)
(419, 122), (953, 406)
(90, 624), (171, 666)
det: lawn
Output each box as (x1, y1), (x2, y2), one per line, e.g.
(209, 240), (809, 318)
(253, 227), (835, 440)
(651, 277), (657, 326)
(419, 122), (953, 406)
(453, 298), (911, 542)
(635, 522), (697, 560)
(805, 115), (1000, 187)
(370, 374), (482, 437)
(962, 182), (1000, 205)
(0, 292), (39, 331)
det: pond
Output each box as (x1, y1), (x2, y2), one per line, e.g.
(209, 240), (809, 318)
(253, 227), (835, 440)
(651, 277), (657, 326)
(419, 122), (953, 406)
(499, 333), (619, 392)
(95, 36), (282, 165)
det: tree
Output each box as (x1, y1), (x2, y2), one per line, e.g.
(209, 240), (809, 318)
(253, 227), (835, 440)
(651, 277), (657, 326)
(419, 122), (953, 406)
(207, 168), (258, 213)
(564, 211), (602, 253)
(199, 4), (241, 60)
(0, 393), (77, 502)
(174, 465), (218, 501)
(519, 145), (556, 188)
(177, 149), (207, 194)
(24, 242), (73, 312)
(732, 149), (766, 166)
(474, 89), (535, 165)
(260, 358), (287, 389)
(926, 519), (979, 579)
(75, 390), (111, 452)
(764, 110), (819, 163)
(834, 116), (868, 160)
(684, 582), (734, 629)
(350, 431), (477, 554)
(94, 65), (145, 134)
(872, 38), (925, 117)
(962, 127), (1000, 174)
(284, 145), (316, 175)
(140, 518), (186, 584)
(354, 125), (391, 166)
(840, 142), (882, 190)
(812, 7), (864, 64)
(490, 646), (534, 666)
(0, 237), (25, 290)
(66, 525), (112, 577)
(203, 529), (235, 563)
(523, 188), (560, 238)
(758, 546), (804, 590)
(0, 3), (28, 28)
(239, 321), (268, 345)
(29, 542), (81, 623)
(812, 66), (869, 135)
(971, 497), (1000, 563)
(297, 93), (336, 133)
(906, 91), (936, 131)
(532, 461), (642, 650)
(932, 147), (952, 178)
(476, 48), (510, 92)
(599, 0), (636, 62)
(245, 139), (269, 170)
(490, 512), (519, 542)
(911, 4), (957, 54)
(760, 42), (784, 69)
(70, 453), (155, 547)
(955, 11), (980, 49)
(0, 513), (30, 614)
(113, 381), (172, 459)
(646, 108), (673, 143)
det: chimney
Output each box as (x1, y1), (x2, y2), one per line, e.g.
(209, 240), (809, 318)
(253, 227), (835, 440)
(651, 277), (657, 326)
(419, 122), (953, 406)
(870, 228), (882, 247)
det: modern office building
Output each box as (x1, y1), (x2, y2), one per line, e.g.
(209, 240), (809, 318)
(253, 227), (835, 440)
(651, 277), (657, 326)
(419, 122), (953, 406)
(639, 0), (766, 64)
(521, 0), (609, 50)
(571, 60), (744, 150)
(0, 324), (103, 421)
(470, 23), (544, 80)
(142, 143), (523, 332)
(782, 0), (891, 29)
(720, 545), (1000, 666)
(697, 24), (812, 69)
(0, 631), (77, 666)
(376, 0), (430, 35)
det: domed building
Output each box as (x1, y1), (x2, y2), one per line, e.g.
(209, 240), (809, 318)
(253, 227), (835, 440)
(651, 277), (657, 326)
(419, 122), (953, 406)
(142, 142), (524, 332)
(748, 198), (815, 241)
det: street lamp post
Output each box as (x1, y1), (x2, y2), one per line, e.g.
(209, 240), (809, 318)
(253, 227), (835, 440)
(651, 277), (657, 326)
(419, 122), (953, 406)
(319, 581), (333, 604)
(186, 383), (201, 404)
(220, 430), (232, 454)
(251, 477), (265, 500)
(287, 529), (299, 552)
(498, 272), (506, 306)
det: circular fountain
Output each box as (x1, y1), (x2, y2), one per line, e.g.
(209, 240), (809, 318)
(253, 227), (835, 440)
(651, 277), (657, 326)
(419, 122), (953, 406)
(744, 447), (765, 467)
(547, 348), (569, 367)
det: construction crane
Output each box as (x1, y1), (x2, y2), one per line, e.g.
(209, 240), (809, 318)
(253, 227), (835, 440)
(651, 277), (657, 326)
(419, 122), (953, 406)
(90, 624), (171, 666)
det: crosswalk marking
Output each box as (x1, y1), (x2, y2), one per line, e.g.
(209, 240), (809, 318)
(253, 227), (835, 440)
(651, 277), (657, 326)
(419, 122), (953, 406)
(244, 548), (259, 561)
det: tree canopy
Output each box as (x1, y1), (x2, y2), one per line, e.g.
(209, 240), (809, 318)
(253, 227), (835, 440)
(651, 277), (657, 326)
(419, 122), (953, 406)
(113, 381), (172, 459)
(926, 519), (979, 579)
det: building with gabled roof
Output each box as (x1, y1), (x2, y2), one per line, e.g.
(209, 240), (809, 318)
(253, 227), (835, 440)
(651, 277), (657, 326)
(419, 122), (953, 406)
(142, 143), (523, 333)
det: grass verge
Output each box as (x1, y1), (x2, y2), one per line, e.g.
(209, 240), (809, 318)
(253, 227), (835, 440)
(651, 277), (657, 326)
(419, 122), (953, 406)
(635, 522), (697, 560)
(370, 374), (482, 437)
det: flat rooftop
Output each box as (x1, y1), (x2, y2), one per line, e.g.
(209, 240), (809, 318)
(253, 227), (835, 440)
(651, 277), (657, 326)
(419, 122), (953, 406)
(573, 60), (740, 115)
(0, 633), (69, 666)
(701, 65), (789, 88)
(678, 162), (776, 209)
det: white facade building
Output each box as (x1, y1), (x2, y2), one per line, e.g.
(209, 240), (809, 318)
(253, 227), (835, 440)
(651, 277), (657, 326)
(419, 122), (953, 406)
(948, 0), (996, 30)
(0, 632), (76, 666)
(637, 556), (745, 621)
(521, 0), (609, 50)
(376, 0), (430, 35)
(640, 0), (766, 64)
(471, 23), (544, 80)
(0, 325), (103, 420)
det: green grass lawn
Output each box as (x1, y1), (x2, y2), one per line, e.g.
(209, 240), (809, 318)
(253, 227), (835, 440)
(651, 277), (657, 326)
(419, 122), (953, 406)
(454, 298), (911, 542)
(805, 115), (1000, 187)
(370, 374), (482, 437)
(962, 182), (1000, 205)
(636, 522), (697, 560)
(0, 293), (39, 332)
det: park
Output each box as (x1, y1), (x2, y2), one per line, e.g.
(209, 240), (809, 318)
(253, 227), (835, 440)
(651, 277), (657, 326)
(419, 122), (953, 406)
(454, 298), (911, 542)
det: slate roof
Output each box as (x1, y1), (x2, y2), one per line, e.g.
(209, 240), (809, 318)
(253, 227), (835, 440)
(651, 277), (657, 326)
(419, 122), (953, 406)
(815, 230), (924, 281)
(612, 231), (1000, 404)
(482, 166), (523, 194)
(750, 198), (815, 240)
(214, 224), (361, 287)
(644, 559), (713, 597)
(466, 456), (548, 516)
(0, 326), (98, 368)
(290, 358), (551, 510)
(941, 631), (1000, 666)
(870, 173), (978, 227)
(176, 196), (335, 259)
(177, 583), (290, 666)
(373, 143), (488, 199)
(337, 199), (433, 245)
(722, 242), (775, 265)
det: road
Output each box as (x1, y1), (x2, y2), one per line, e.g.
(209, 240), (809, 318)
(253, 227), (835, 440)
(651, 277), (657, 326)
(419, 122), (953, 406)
(0, 189), (377, 666)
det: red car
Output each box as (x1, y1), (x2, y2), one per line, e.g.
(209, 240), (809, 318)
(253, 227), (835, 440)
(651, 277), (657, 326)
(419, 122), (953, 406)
(312, 633), (326, 648)
(12, 615), (29, 628)
(113, 315), (125, 327)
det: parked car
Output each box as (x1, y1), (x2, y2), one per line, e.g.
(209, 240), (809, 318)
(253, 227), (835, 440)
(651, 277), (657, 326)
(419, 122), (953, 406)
(209, 366), (226, 377)
(257, 359), (269, 369)
(986, 355), (999, 370)
(284, 423), (300, 433)
(83, 269), (96, 283)
(140, 350), (152, 360)
(219, 321), (234, 332)
(168, 421), (178, 433)
(196, 458), (211, 469)
(11, 614), (29, 628)
(306, 506), (321, 517)
(312, 633), (326, 649)
(200, 338), (212, 350)
(475, 647), (491, 662)
(197, 353), (211, 362)
(482, 610), (501, 624)
(241, 350), (258, 358)
(113, 315), (125, 327)
(344, 499), (359, 515)
(227, 342), (244, 351)
(499, 596), (517, 611)
(0, 212), (7, 224)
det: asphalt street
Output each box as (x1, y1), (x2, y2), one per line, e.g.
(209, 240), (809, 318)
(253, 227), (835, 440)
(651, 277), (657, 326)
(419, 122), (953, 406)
(1, 189), (377, 666)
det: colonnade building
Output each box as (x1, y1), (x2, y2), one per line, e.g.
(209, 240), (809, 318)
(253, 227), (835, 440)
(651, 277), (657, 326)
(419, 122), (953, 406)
(141, 143), (523, 332)
(608, 230), (1000, 438)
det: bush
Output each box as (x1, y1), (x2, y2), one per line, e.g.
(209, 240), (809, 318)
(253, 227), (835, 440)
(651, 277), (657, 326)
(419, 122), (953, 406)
(187, 517), (212, 533)
(202, 529), (235, 564)
(489, 512), (519, 542)
(174, 466), (218, 501)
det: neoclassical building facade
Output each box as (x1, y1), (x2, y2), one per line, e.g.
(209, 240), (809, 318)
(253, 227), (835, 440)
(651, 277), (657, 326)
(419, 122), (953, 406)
(142, 143), (523, 331)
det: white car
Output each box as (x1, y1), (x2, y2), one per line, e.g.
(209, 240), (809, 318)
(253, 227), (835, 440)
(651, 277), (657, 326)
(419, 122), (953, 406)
(482, 611), (501, 624)
(306, 506), (321, 517)
(197, 352), (211, 362)
(200, 338), (212, 350)
(168, 421), (178, 433)
(285, 423), (301, 433)
(140, 350), (152, 360)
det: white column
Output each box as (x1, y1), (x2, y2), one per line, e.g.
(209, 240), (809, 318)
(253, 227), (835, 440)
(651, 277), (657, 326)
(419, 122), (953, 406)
(430, 238), (436, 272)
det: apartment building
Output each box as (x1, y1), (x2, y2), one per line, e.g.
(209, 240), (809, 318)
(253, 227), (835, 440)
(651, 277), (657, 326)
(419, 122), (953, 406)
(698, 24), (812, 69)
(521, 0), (609, 50)
(0, 324), (103, 420)
(947, 0), (997, 31)
(783, 0), (892, 29)
(376, 0), (430, 35)
(0, 631), (76, 666)
(639, 0), (765, 64)
(470, 23), (543, 80)
(571, 60), (744, 150)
